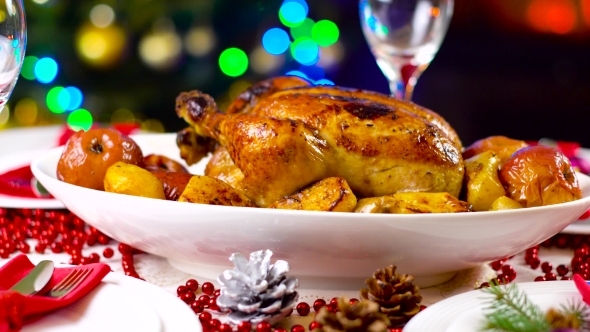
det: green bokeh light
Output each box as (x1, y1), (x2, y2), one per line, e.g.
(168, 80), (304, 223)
(312, 20), (339, 47)
(21, 56), (39, 80)
(376, 25), (389, 36)
(46, 86), (66, 114)
(219, 48), (248, 77)
(67, 109), (93, 132)
(290, 18), (315, 40)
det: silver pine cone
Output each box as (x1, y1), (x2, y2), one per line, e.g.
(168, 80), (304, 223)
(216, 249), (299, 325)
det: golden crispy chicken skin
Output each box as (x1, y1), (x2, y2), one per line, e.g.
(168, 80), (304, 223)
(176, 78), (464, 207)
(225, 76), (311, 115)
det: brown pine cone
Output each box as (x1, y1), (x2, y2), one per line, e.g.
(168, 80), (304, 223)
(360, 265), (422, 326)
(545, 307), (582, 329)
(312, 297), (390, 332)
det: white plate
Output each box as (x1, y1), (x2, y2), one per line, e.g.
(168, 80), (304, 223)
(0, 125), (62, 158)
(0, 150), (64, 209)
(0, 126), (64, 208)
(31, 133), (590, 290)
(405, 281), (585, 332)
(13, 268), (201, 332)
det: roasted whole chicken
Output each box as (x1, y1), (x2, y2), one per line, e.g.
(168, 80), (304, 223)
(175, 77), (464, 207)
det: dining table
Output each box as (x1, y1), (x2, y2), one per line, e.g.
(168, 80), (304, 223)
(1, 125), (590, 331)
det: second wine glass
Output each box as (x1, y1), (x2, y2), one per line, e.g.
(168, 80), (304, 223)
(0, 0), (27, 112)
(360, 0), (453, 101)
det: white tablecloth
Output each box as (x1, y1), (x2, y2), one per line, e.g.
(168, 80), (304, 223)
(4, 241), (574, 329)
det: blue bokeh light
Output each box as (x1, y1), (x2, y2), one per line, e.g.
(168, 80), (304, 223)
(34, 57), (58, 84)
(280, 1), (308, 25)
(284, 0), (309, 14)
(315, 79), (335, 86)
(262, 28), (290, 55)
(291, 38), (319, 65)
(286, 70), (309, 80)
(57, 88), (71, 111)
(299, 65), (325, 81)
(65, 86), (84, 110)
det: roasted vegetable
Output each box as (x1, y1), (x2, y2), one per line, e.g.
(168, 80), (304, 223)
(355, 192), (471, 214)
(464, 151), (507, 211)
(178, 175), (256, 207)
(269, 177), (357, 212)
(104, 162), (165, 199)
(489, 196), (523, 211)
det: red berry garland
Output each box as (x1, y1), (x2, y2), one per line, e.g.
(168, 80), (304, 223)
(0, 208), (143, 280)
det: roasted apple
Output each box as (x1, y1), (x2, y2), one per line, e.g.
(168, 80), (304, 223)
(150, 170), (193, 201)
(499, 145), (582, 207)
(464, 151), (506, 211)
(269, 177), (357, 212)
(463, 136), (528, 165)
(178, 175), (255, 207)
(355, 192), (471, 214)
(144, 154), (188, 173)
(57, 128), (144, 191)
(104, 162), (165, 199)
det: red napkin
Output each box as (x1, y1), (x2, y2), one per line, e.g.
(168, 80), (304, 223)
(0, 255), (111, 332)
(574, 273), (590, 306)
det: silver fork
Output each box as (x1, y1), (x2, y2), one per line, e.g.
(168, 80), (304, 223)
(48, 268), (94, 298)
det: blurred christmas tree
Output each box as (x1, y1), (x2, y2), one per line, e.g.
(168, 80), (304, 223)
(1, 0), (351, 132)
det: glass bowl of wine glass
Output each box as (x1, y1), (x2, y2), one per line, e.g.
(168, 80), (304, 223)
(359, 0), (453, 101)
(0, 0), (26, 111)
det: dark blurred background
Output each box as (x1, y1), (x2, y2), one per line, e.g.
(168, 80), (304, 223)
(2, 0), (590, 148)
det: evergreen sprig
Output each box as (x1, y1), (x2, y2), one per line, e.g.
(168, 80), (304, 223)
(480, 283), (551, 332)
(557, 300), (590, 331)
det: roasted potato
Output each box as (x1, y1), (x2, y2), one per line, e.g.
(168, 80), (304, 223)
(104, 162), (165, 199)
(489, 196), (523, 211)
(178, 175), (255, 207)
(269, 177), (357, 212)
(464, 151), (507, 211)
(355, 192), (471, 214)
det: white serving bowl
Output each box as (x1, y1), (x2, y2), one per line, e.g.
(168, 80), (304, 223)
(31, 134), (590, 289)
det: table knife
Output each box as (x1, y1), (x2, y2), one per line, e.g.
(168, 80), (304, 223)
(9, 260), (55, 295)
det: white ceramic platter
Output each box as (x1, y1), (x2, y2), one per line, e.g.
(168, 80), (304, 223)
(31, 133), (590, 290)
(404, 281), (586, 332)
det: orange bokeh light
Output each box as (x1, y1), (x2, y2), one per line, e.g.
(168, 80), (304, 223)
(431, 7), (441, 17)
(526, 0), (577, 34)
(583, 0), (590, 25)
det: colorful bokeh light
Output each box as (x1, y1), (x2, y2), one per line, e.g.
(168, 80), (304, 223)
(34, 57), (58, 84)
(262, 28), (290, 55)
(312, 20), (339, 47)
(285, 70), (309, 80)
(21, 56), (38, 80)
(65, 87), (84, 110)
(290, 18), (315, 40)
(315, 79), (335, 86)
(67, 109), (93, 132)
(526, 0), (576, 34)
(279, 0), (308, 27)
(299, 65), (325, 81)
(291, 37), (320, 65)
(46, 86), (66, 114)
(219, 48), (249, 77)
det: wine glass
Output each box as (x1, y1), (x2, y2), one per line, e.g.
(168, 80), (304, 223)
(0, 0), (26, 112)
(359, 0), (453, 101)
